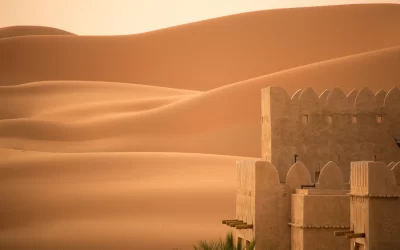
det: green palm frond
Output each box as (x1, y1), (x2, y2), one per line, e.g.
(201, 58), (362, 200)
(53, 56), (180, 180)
(193, 232), (255, 250)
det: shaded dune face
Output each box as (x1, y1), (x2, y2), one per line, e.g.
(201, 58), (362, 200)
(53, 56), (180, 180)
(0, 46), (399, 156)
(0, 25), (75, 39)
(1, 3), (400, 250)
(1, 4), (400, 89)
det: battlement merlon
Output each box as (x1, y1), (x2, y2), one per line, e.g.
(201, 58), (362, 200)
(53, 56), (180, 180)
(261, 86), (400, 183)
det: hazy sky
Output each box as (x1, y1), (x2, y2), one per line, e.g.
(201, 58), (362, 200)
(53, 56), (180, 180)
(1, 0), (399, 35)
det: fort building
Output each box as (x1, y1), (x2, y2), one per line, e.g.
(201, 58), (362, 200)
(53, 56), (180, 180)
(223, 86), (400, 250)
(335, 161), (400, 250)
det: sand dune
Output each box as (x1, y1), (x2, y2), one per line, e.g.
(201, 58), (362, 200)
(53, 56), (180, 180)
(0, 46), (399, 156)
(0, 80), (199, 119)
(0, 149), (255, 250)
(1, 4), (400, 88)
(34, 96), (189, 122)
(0, 25), (74, 39)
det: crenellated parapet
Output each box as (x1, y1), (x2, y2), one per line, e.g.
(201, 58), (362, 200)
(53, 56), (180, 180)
(288, 161), (351, 250)
(285, 160), (347, 190)
(261, 86), (400, 183)
(237, 160), (349, 196)
(235, 160), (349, 235)
(236, 160), (351, 250)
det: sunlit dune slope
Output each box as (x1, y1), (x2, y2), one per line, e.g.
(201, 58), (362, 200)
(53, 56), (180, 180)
(1, 4), (400, 88)
(34, 96), (188, 121)
(0, 149), (255, 250)
(0, 46), (399, 156)
(0, 80), (199, 119)
(0, 25), (74, 39)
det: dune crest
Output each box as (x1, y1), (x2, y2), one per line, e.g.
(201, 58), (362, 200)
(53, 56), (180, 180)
(1, 4), (400, 88)
(0, 80), (199, 119)
(0, 25), (74, 39)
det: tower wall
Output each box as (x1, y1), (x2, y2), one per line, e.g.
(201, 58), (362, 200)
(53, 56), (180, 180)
(236, 160), (350, 250)
(349, 161), (400, 250)
(261, 86), (400, 183)
(290, 161), (349, 250)
(236, 159), (290, 250)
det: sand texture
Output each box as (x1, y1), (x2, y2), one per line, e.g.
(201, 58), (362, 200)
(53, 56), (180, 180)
(1, 3), (400, 250)
(0, 25), (75, 39)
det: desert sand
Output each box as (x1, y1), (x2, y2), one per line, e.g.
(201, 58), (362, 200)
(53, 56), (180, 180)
(0, 25), (74, 39)
(0, 149), (253, 250)
(1, 3), (400, 250)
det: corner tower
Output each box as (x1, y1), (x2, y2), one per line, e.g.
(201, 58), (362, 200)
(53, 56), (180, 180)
(261, 86), (400, 183)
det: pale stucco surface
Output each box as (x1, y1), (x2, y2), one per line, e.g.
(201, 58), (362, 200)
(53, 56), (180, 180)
(261, 86), (400, 183)
(232, 87), (400, 250)
(349, 161), (400, 250)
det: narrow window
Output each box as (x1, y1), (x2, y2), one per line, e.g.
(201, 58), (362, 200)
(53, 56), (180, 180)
(302, 115), (308, 125)
(326, 115), (333, 125)
(351, 116), (357, 124)
(376, 114), (383, 124)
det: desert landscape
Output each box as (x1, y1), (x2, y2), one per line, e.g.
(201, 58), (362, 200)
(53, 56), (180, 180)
(1, 3), (400, 250)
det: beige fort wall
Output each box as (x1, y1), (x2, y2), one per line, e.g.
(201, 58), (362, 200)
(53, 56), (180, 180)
(236, 159), (349, 250)
(349, 161), (400, 250)
(236, 159), (291, 250)
(261, 86), (400, 183)
(290, 161), (350, 250)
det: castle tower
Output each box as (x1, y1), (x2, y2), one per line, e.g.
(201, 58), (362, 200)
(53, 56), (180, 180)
(261, 86), (400, 183)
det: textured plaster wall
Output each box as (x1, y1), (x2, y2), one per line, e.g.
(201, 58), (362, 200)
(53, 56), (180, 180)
(261, 86), (400, 183)
(302, 228), (348, 250)
(349, 161), (400, 250)
(291, 227), (303, 250)
(368, 198), (400, 249)
(300, 194), (349, 250)
(290, 161), (349, 250)
(236, 160), (351, 250)
(302, 194), (349, 227)
(236, 160), (291, 250)
(236, 160), (256, 244)
(255, 161), (291, 250)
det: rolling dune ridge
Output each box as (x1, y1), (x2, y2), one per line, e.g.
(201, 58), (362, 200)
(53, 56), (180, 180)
(0, 25), (75, 39)
(1, 46), (399, 155)
(1, 4), (400, 88)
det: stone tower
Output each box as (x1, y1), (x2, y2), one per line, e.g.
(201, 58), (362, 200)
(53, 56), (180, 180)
(261, 86), (400, 183)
